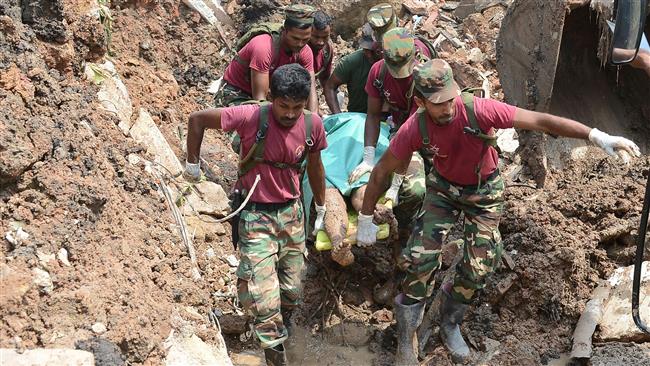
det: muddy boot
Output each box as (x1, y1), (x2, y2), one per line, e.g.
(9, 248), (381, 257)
(439, 291), (470, 363)
(281, 307), (294, 337)
(394, 294), (425, 366)
(264, 343), (288, 366)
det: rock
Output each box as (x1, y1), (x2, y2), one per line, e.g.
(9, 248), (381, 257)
(92, 322), (107, 334)
(496, 273), (518, 296)
(0, 65), (35, 103)
(468, 47), (484, 64)
(204, 0), (235, 26)
(371, 309), (393, 323)
(32, 268), (53, 294)
(205, 248), (216, 259)
(85, 61), (133, 135)
(222, 254), (239, 267)
(192, 181), (230, 216)
(129, 108), (183, 177)
(57, 248), (71, 266)
(501, 252), (516, 270)
(182, 0), (219, 25)
(164, 328), (233, 366)
(5, 227), (29, 246)
(402, 0), (429, 15)
(218, 314), (248, 335)
(598, 261), (650, 342)
(0, 348), (95, 366)
(37, 251), (56, 267)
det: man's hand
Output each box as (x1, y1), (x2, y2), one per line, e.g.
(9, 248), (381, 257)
(589, 128), (641, 163)
(356, 213), (378, 247)
(313, 204), (327, 235)
(183, 160), (201, 182)
(349, 146), (376, 183)
(384, 173), (404, 205)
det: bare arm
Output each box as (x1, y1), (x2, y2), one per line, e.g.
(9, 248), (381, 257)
(308, 72), (319, 113)
(360, 149), (406, 215)
(250, 69), (270, 101)
(364, 96), (383, 147)
(512, 108), (591, 139)
(306, 150), (326, 206)
(186, 108), (222, 163)
(324, 74), (344, 114)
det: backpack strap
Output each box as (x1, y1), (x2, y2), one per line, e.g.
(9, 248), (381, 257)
(238, 103), (271, 177)
(418, 110), (429, 145)
(235, 32), (283, 82)
(372, 62), (388, 103)
(314, 43), (333, 78)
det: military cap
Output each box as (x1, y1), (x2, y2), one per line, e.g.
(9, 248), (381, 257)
(285, 4), (316, 25)
(413, 59), (461, 103)
(382, 27), (416, 78)
(366, 3), (397, 38)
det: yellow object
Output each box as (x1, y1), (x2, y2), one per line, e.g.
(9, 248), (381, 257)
(315, 199), (393, 251)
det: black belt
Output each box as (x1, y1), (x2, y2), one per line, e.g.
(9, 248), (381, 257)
(244, 199), (297, 211)
(442, 169), (500, 188)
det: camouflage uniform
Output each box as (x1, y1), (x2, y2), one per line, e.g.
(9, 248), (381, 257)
(236, 200), (306, 349)
(214, 83), (254, 107)
(397, 59), (504, 305)
(367, 3), (398, 41)
(381, 28), (426, 236)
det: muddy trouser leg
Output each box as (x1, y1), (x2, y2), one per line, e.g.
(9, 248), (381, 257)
(396, 173), (461, 304)
(235, 201), (304, 349)
(214, 83), (254, 153)
(448, 173), (505, 304)
(393, 152), (426, 257)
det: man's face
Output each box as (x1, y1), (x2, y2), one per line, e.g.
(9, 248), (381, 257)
(309, 26), (331, 51)
(271, 97), (307, 127)
(416, 96), (456, 125)
(364, 48), (382, 63)
(283, 27), (313, 53)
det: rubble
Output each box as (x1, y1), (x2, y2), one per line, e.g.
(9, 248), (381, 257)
(0, 348), (95, 366)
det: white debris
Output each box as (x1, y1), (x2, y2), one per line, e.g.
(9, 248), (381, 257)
(206, 248), (216, 259)
(222, 254), (239, 268)
(58, 248), (71, 266)
(468, 47), (484, 64)
(91, 322), (107, 334)
(84, 61), (133, 135)
(207, 77), (223, 94)
(129, 108), (184, 177)
(36, 251), (55, 265)
(32, 268), (54, 294)
(5, 227), (29, 246)
(0, 348), (95, 366)
(127, 154), (142, 165)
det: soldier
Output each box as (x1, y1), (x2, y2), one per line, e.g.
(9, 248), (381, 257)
(356, 59), (640, 364)
(324, 23), (382, 114)
(350, 27), (427, 258)
(308, 10), (334, 87)
(216, 5), (319, 112)
(366, 3), (434, 58)
(185, 64), (327, 366)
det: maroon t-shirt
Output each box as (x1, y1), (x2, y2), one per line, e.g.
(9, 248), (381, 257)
(365, 60), (419, 125)
(221, 104), (327, 203)
(389, 96), (517, 185)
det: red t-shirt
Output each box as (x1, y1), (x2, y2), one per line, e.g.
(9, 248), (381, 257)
(313, 43), (333, 77)
(414, 39), (432, 58)
(223, 34), (315, 95)
(389, 96), (517, 185)
(221, 104), (327, 203)
(365, 60), (419, 125)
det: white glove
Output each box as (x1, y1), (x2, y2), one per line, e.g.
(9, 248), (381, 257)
(183, 160), (201, 182)
(384, 173), (405, 205)
(313, 204), (327, 235)
(349, 146), (376, 183)
(356, 212), (378, 247)
(589, 128), (641, 164)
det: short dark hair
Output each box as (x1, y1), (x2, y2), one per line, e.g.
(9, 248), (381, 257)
(270, 64), (311, 101)
(313, 11), (332, 31)
(284, 18), (313, 30)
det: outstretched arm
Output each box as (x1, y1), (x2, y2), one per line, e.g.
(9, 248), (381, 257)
(187, 108), (223, 163)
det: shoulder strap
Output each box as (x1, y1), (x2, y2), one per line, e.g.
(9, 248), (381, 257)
(460, 91), (499, 149)
(373, 62), (387, 99)
(418, 110), (429, 145)
(238, 103), (271, 177)
(270, 32), (282, 69)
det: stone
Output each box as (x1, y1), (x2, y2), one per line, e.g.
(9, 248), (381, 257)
(57, 248), (71, 266)
(496, 273), (518, 296)
(219, 313), (248, 335)
(598, 262), (650, 342)
(91, 322), (107, 334)
(222, 254), (239, 267)
(501, 252), (516, 270)
(192, 181), (230, 216)
(32, 268), (53, 294)
(0, 348), (95, 365)
(164, 329), (233, 366)
(402, 0), (429, 16)
(0, 65), (35, 103)
(129, 108), (183, 177)
(204, 0), (235, 26)
(468, 47), (484, 64)
(85, 61), (133, 135)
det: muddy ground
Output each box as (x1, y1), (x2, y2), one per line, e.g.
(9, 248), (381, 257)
(1, 0), (649, 365)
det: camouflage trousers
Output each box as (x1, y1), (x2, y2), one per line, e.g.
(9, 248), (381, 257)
(393, 152), (426, 234)
(236, 200), (306, 349)
(397, 170), (504, 304)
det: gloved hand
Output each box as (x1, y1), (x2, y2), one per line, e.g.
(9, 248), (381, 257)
(313, 203), (327, 235)
(589, 128), (641, 163)
(356, 212), (378, 247)
(183, 160), (201, 182)
(384, 173), (405, 205)
(349, 146), (375, 183)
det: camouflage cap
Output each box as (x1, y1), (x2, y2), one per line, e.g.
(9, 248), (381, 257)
(366, 3), (397, 37)
(413, 59), (461, 103)
(382, 27), (416, 78)
(359, 23), (378, 50)
(285, 4), (316, 25)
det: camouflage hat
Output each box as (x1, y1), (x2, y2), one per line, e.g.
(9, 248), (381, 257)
(382, 27), (416, 78)
(413, 59), (461, 103)
(366, 3), (397, 37)
(285, 4), (316, 25)
(359, 23), (378, 50)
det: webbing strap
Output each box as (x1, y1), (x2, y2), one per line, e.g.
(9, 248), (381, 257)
(418, 110), (429, 145)
(235, 34), (282, 82)
(238, 103), (271, 176)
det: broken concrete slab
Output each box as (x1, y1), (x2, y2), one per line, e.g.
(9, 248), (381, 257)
(129, 108), (183, 177)
(597, 261), (650, 342)
(164, 329), (233, 366)
(0, 348), (95, 366)
(84, 61), (133, 135)
(204, 0), (234, 26)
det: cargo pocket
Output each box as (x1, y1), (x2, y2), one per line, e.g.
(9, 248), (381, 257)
(236, 257), (259, 313)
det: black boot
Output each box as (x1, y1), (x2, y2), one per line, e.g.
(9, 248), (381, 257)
(394, 294), (425, 366)
(281, 307), (294, 337)
(264, 343), (288, 366)
(439, 290), (470, 363)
